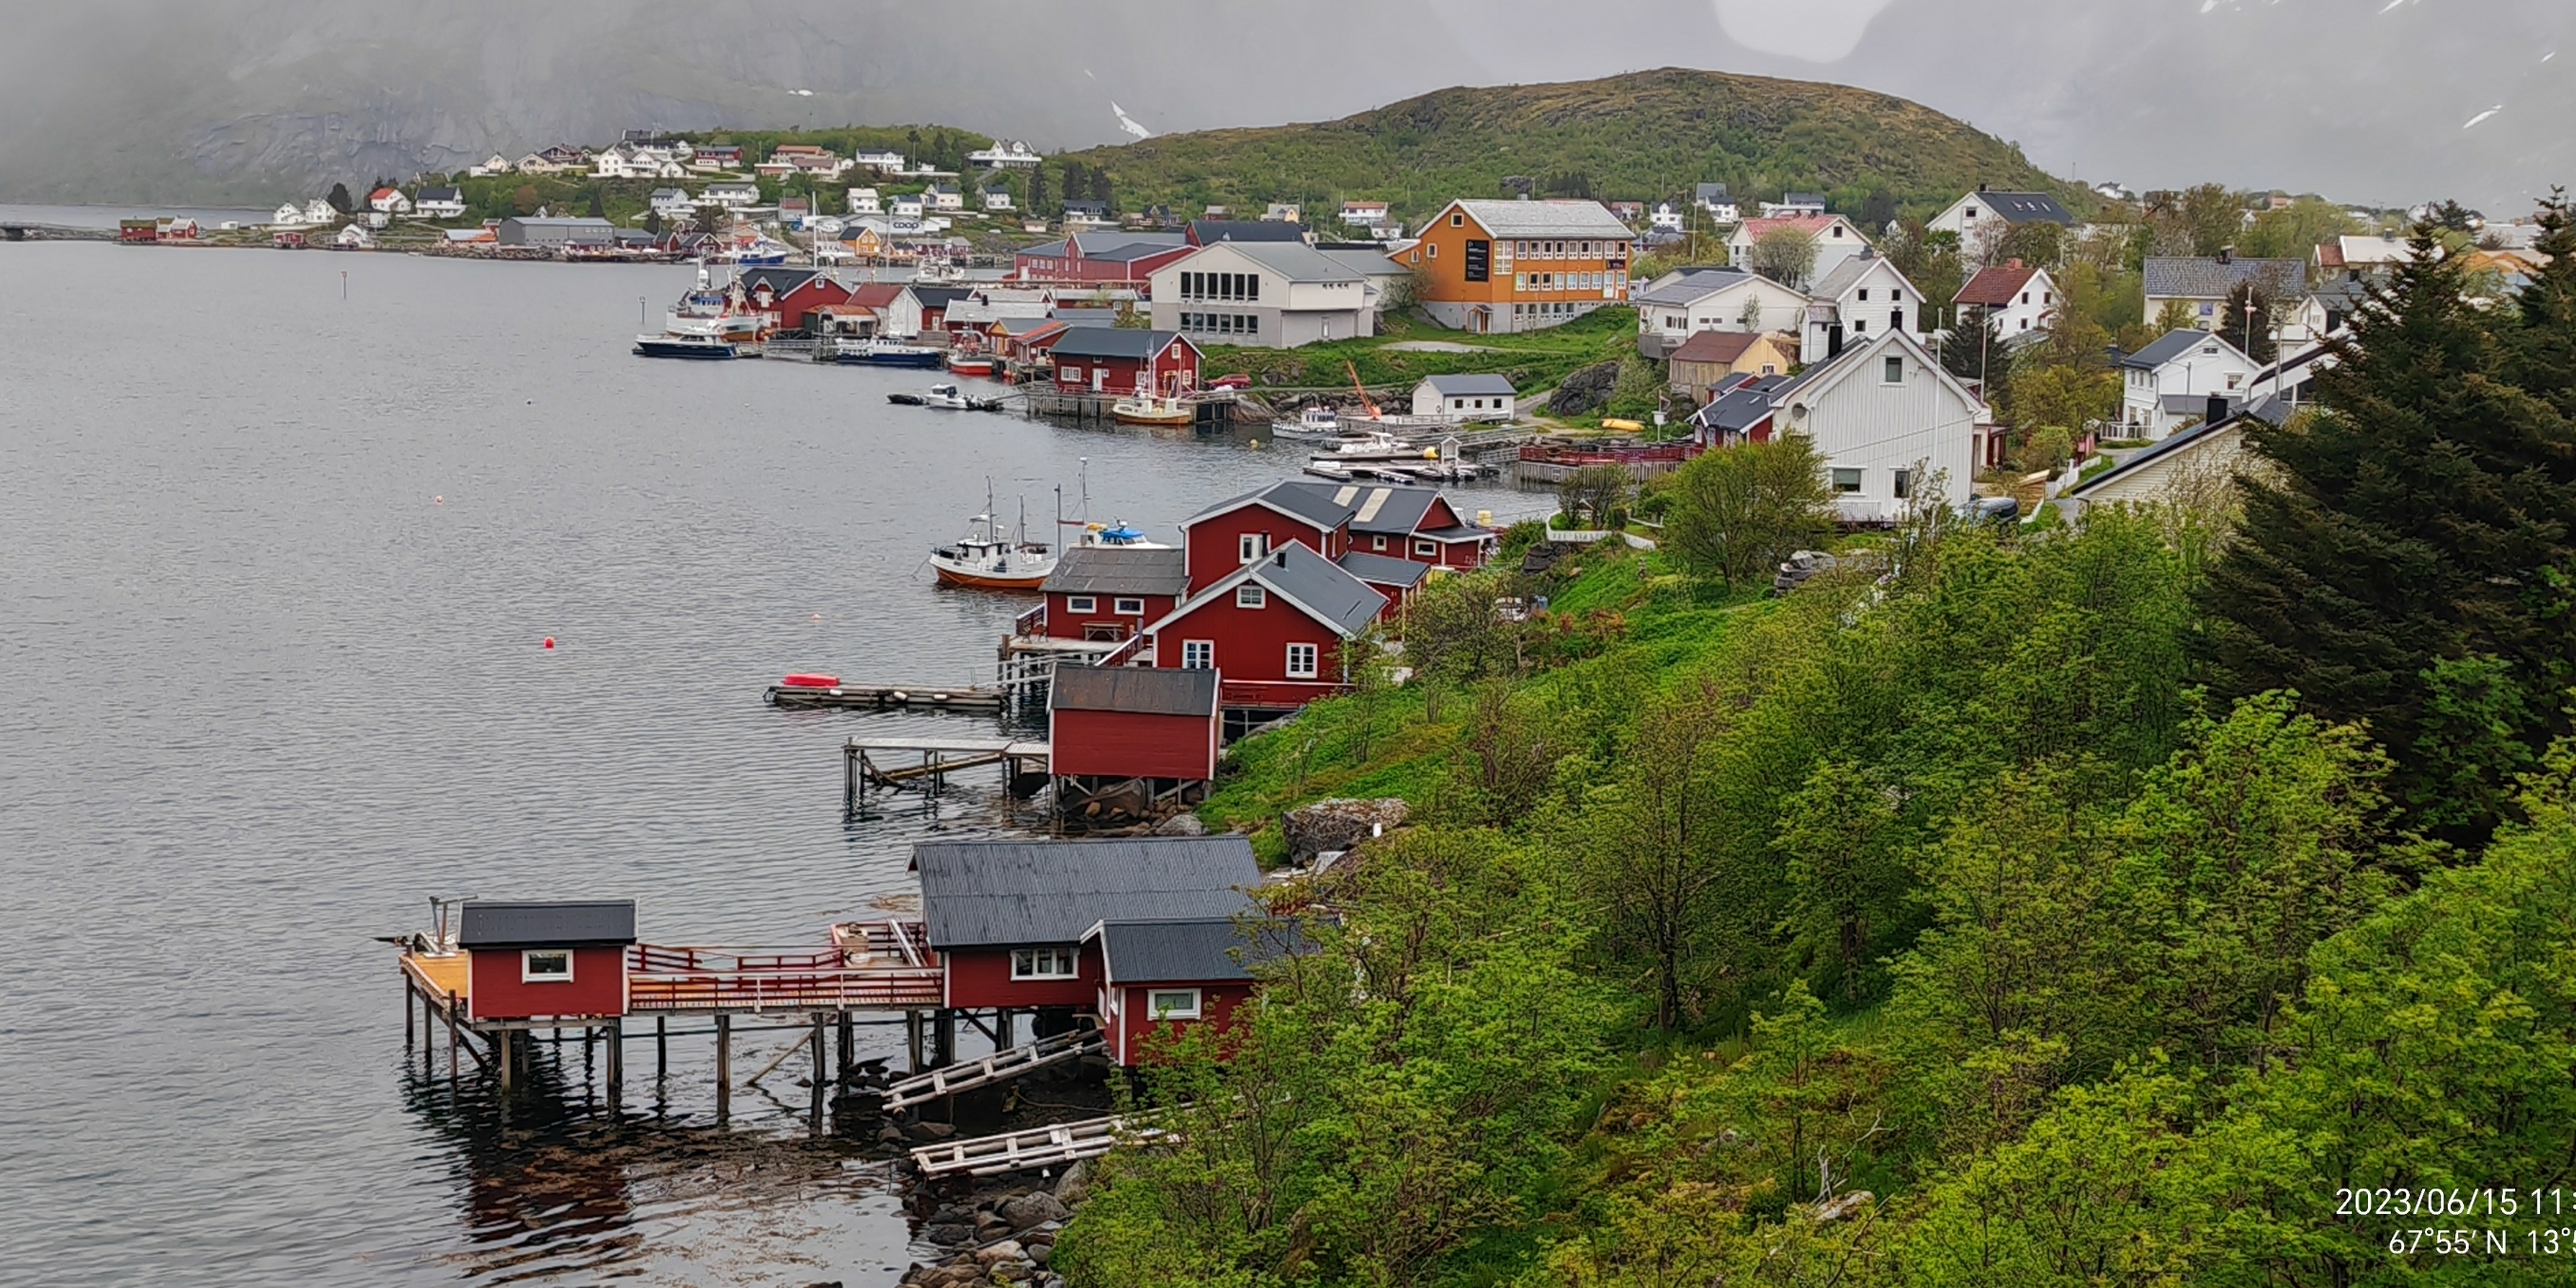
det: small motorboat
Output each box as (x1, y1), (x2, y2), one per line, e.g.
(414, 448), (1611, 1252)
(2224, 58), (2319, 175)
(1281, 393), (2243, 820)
(1110, 394), (1195, 426)
(888, 382), (1003, 411)
(633, 332), (738, 360)
(1270, 406), (1344, 439)
(946, 352), (997, 377)
(839, 336), (946, 369)
(1075, 521), (1170, 549)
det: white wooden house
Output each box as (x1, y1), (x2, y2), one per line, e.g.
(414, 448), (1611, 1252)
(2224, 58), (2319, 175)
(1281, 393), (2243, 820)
(1798, 249), (1927, 363)
(2117, 329), (2261, 439)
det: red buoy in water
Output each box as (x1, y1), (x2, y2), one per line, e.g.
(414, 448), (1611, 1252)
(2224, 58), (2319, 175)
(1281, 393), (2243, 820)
(542, 637), (556, 650)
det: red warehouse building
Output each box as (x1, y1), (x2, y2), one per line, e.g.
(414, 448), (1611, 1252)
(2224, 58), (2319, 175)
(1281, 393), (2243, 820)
(1050, 665), (1222, 786)
(1180, 481), (1494, 598)
(910, 837), (1261, 1027)
(1081, 916), (1306, 1066)
(458, 900), (636, 1023)
(1050, 329), (1202, 396)
(1143, 543), (1386, 710)
(1038, 545), (1188, 642)
(1013, 230), (1192, 286)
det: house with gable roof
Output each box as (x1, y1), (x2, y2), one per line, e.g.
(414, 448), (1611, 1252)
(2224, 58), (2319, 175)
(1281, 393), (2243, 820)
(1756, 328), (1993, 519)
(1633, 266), (1810, 350)
(2117, 329), (2261, 439)
(1014, 229), (1193, 286)
(1142, 542), (1387, 709)
(1926, 187), (2076, 260)
(1954, 258), (2060, 344)
(1148, 239), (1376, 346)
(1798, 247), (1928, 362)
(1725, 214), (1870, 287)
(1395, 199), (1634, 333)
(2142, 254), (2305, 331)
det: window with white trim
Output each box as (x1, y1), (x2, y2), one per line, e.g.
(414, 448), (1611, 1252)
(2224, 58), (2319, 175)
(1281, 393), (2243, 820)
(1236, 585), (1266, 609)
(1238, 532), (1267, 563)
(1010, 946), (1078, 979)
(1114, 597), (1144, 615)
(1067, 596), (1096, 613)
(1413, 540), (1437, 557)
(1832, 467), (1864, 493)
(1372, 535), (1386, 550)
(1286, 642), (1318, 678)
(1146, 987), (1203, 1019)
(1182, 639), (1214, 670)
(522, 950), (573, 983)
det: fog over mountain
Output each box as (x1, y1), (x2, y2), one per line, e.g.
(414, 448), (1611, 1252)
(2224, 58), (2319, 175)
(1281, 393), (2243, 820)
(2, 0), (2567, 212)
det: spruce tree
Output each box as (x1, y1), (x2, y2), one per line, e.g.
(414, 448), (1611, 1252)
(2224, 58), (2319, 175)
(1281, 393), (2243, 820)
(2199, 222), (2576, 842)
(2217, 279), (2277, 362)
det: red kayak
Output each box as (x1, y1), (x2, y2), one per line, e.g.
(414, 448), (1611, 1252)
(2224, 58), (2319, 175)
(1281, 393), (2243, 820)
(781, 673), (842, 689)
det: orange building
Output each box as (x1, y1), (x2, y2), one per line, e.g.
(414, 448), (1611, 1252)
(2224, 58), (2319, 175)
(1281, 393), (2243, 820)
(1394, 199), (1636, 334)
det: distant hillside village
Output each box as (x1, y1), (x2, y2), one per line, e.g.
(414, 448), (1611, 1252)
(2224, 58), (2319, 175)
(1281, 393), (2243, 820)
(144, 126), (2554, 521)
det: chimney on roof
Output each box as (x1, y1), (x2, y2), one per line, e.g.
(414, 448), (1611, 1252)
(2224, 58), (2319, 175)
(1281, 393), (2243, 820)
(2216, 246), (2235, 265)
(2206, 392), (2230, 426)
(1274, 549), (1287, 567)
(1828, 322), (1846, 359)
(1978, 181), (1989, 192)
(2005, 257), (2023, 270)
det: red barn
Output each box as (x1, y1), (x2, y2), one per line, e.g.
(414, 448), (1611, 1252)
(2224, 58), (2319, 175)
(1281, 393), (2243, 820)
(458, 900), (635, 1022)
(1082, 917), (1305, 1066)
(1038, 545), (1187, 642)
(1049, 329), (1201, 396)
(1013, 230), (1192, 286)
(1050, 665), (1221, 783)
(1143, 543), (1385, 710)
(1313, 483), (1493, 571)
(911, 837), (1260, 1013)
(1180, 482), (1491, 597)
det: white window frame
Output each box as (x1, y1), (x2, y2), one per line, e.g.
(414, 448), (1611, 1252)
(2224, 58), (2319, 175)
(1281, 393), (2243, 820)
(1372, 535), (1387, 550)
(1238, 532), (1267, 563)
(1010, 946), (1079, 980)
(1066, 596), (1096, 614)
(1146, 987), (1203, 1020)
(521, 949), (574, 983)
(1113, 597), (1144, 615)
(1285, 642), (1319, 679)
(1236, 585), (1267, 609)
(1832, 467), (1864, 494)
(1413, 540), (1437, 557)
(1181, 639), (1214, 670)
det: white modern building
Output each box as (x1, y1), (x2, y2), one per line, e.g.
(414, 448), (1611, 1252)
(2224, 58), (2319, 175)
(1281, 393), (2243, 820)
(1146, 240), (1377, 347)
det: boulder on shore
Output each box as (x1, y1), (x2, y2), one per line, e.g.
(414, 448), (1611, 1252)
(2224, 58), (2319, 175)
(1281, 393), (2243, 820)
(1000, 1191), (1071, 1229)
(1282, 798), (1409, 862)
(1053, 1159), (1090, 1205)
(1150, 811), (1208, 837)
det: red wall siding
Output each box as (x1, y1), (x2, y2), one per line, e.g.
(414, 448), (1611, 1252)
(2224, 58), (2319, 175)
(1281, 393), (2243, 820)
(1102, 981), (1255, 1066)
(943, 946), (1098, 1010)
(466, 946), (627, 1021)
(1150, 587), (1356, 687)
(1181, 508), (1340, 595)
(1051, 708), (1219, 781)
(1043, 592), (1174, 640)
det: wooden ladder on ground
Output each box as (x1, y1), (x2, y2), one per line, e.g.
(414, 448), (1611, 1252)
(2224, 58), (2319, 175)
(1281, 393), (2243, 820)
(881, 1029), (1107, 1111)
(909, 1111), (1162, 1179)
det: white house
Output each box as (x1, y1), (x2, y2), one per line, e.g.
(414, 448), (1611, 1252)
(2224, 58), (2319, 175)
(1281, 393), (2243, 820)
(1632, 267), (1810, 347)
(1650, 202), (1685, 232)
(2117, 329), (2261, 439)
(465, 154), (512, 178)
(1265, 202), (1302, 224)
(412, 186), (466, 218)
(649, 188), (697, 219)
(1799, 249), (1928, 363)
(926, 182), (964, 212)
(271, 202), (308, 226)
(1758, 193), (1828, 218)
(981, 186), (1015, 213)
(514, 153), (560, 175)
(891, 192), (926, 220)
(303, 199), (337, 225)
(368, 186), (410, 215)
(969, 141), (1043, 168)
(1725, 215), (1869, 288)
(1953, 259), (2059, 343)
(848, 187), (882, 215)
(852, 149), (908, 173)
(1146, 239), (1376, 347)
(702, 181), (760, 209)
(2067, 397), (2288, 516)
(1925, 188), (2076, 262)
(1412, 374), (1517, 422)
(1765, 328), (1989, 521)
(1693, 182), (1738, 223)
(335, 223), (374, 249)
(1340, 200), (1390, 227)
(2142, 255), (2306, 332)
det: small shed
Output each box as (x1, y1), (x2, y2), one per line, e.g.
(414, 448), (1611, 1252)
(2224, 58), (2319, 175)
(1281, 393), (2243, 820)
(1083, 916), (1303, 1065)
(1411, 374), (1516, 422)
(459, 900), (635, 1022)
(1050, 665), (1222, 783)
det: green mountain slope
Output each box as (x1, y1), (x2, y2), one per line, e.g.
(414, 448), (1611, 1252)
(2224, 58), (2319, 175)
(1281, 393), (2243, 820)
(1064, 66), (2088, 226)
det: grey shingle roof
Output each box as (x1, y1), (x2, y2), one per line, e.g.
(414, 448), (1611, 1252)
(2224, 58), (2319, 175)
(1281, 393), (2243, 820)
(1088, 917), (1306, 984)
(1186, 480), (1355, 530)
(458, 900), (636, 948)
(2071, 395), (2292, 498)
(1189, 219), (1306, 244)
(1418, 373), (1516, 397)
(737, 266), (819, 296)
(1050, 665), (1219, 717)
(1249, 542), (1387, 636)
(911, 838), (1260, 948)
(1964, 191), (2074, 226)
(1316, 248), (1408, 278)
(1449, 199), (1635, 238)
(1808, 251), (1900, 301)
(1336, 550), (1431, 588)
(1041, 545), (1187, 597)
(1186, 239), (1363, 283)
(1048, 328), (1192, 360)
(2143, 256), (2304, 301)
(1632, 267), (1755, 308)
(1695, 182), (1731, 201)
(2118, 328), (2239, 370)
(1690, 385), (1779, 434)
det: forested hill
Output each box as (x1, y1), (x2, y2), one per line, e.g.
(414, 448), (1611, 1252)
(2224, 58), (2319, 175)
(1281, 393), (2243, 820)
(1064, 67), (2090, 226)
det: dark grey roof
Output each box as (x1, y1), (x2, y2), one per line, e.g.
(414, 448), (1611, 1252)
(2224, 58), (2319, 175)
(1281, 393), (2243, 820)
(2160, 392), (2242, 413)
(737, 266), (819, 296)
(1419, 373), (1515, 397)
(1784, 191), (1828, 206)
(1050, 665), (1219, 716)
(2143, 256), (2304, 301)
(1190, 219), (1306, 244)
(1186, 480), (1355, 530)
(2118, 328), (2240, 370)
(1062, 199), (1109, 215)
(1336, 550), (1431, 588)
(1691, 384), (1778, 434)
(1018, 238), (1071, 257)
(912, 838), (1260, 948)
(1965, 191), (2074, 226)
(912, 286), (973, 309)
(1048, 307), (1121, 327)
(458, 900), (636, 948)
(1249, 542), (1387, 636)
(1048, 328), (1192, 360)
(1042, 544), (1188, 596)
(1087, 917), (1306, 984)
(1695, 182), (1731, 201)
(1633, 267), (1756, 307)
(418, 186), (462, 201)
(2071, 395), (2292, 498)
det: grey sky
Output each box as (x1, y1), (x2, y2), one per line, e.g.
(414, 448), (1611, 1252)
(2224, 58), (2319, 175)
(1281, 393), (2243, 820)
(0, 0), (2565, 211)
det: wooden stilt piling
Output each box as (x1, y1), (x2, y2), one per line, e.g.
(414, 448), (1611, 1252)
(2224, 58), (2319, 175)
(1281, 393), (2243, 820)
(907, 1010), (924, 1072)
(809, 1013), (827, 1129)
(606, 1020), (623, 1103)
(837, 1012), (854, 1083)
(934, 1010), (957, 1068)
(655, 1015), (667, 1081)
(714, 1013), (731, 1122)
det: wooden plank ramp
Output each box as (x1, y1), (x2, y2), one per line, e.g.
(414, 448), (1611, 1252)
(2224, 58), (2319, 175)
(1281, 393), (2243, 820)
(769, 682), (1009, 710)
(881, 1029), (1107, 1111)
(909, 1112), (1165, 1179)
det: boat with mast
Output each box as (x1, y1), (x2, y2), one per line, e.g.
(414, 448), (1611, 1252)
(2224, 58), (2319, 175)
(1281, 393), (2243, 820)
(929, 484), (1056, 590)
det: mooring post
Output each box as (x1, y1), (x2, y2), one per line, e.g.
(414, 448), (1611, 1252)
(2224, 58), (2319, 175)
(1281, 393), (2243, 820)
(582, 1026), (597, 1097)
(606, 1021), (623, 1104)
(405, 977), (417, 1050)
(499, 1031), (516, 1095)
(714, 1013), (732, 1122)
(837, 1012), (854, 1082)
(906, 1010), (924, 1072)
(445, 994), (461, 1083)
(809, 1013), (828, 1130)
(655, 1015), (668, 1081)
(843, 741), (857, 817)
(997, 1008), (1015, 1050)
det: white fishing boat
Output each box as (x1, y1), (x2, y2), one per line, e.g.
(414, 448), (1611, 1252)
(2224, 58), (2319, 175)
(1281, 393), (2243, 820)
(1270, 406), (1345, 439)
(930, 488), (1055, 591)
(1110, 394), (1195, 426)
(889, 382), (1004, 411)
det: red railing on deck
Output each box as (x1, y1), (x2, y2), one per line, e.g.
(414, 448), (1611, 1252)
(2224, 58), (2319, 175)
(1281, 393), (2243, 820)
(624, 925), (944, 1012)
(1519, 444), (1689, 465)
(1014, 603), (1048, 636)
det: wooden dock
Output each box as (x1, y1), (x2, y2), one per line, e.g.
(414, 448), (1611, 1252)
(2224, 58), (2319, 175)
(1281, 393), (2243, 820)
(909, 1112), (1165, 1178)
(768, 682), (1011, 711)
(843, 734), (1052, 817)
(881, 1029), (1106, 1111)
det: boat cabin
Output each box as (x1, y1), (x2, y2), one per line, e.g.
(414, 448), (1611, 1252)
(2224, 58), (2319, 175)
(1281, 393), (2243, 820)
(458, 900), (635, 1022)
(910, 837), (1260, 1013)
(1083, 916), (1302, 1066)
(1050, 665), (1222, 785)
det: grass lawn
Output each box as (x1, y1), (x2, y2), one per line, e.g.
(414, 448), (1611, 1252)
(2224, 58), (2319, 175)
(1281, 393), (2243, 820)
(1201, 306), (1638, 396)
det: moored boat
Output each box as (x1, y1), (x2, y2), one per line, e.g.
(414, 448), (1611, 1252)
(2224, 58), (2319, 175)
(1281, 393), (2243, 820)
(1110, 394), (1195, 426)
(840, 336), (946, 369)
(946, 352), (997, 377)
(890, 382), (1004, 411)
(634, 332), (739, 359)
(931, 490), (1056, 591)
(1270, 405), (1344, 439)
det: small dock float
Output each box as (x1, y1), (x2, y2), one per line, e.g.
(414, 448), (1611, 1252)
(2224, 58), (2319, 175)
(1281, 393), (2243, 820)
(768, 678), (1012, 710)
(881, 1028), (1107, 1111)
(909, 1112), (1165, 1179)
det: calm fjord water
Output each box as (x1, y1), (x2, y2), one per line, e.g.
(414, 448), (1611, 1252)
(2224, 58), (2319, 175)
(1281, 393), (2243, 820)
(0, 242), (1544, 1286)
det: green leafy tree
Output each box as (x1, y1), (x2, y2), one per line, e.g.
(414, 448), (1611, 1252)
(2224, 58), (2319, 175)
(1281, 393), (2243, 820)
(1989, 218), (2064, 269)
(1748, 224), (1820, 289)
(1662, 434), (1835, 586)
(2150, 297), (2198, 335)
(1582, 681), (1730, 1027)
(1557, 463), (1632, 529)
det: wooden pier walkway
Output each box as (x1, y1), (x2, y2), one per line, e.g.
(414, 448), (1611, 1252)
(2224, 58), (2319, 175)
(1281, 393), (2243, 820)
(909, 1112), (1165, 1178)
(843, 734), (1051, 815)
(768, 681), (1011, 711)
(881, 1028), (1106, 1111)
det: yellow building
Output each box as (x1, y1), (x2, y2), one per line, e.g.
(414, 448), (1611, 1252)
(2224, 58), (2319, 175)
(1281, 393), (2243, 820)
(1395, 199), (1635, 334)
